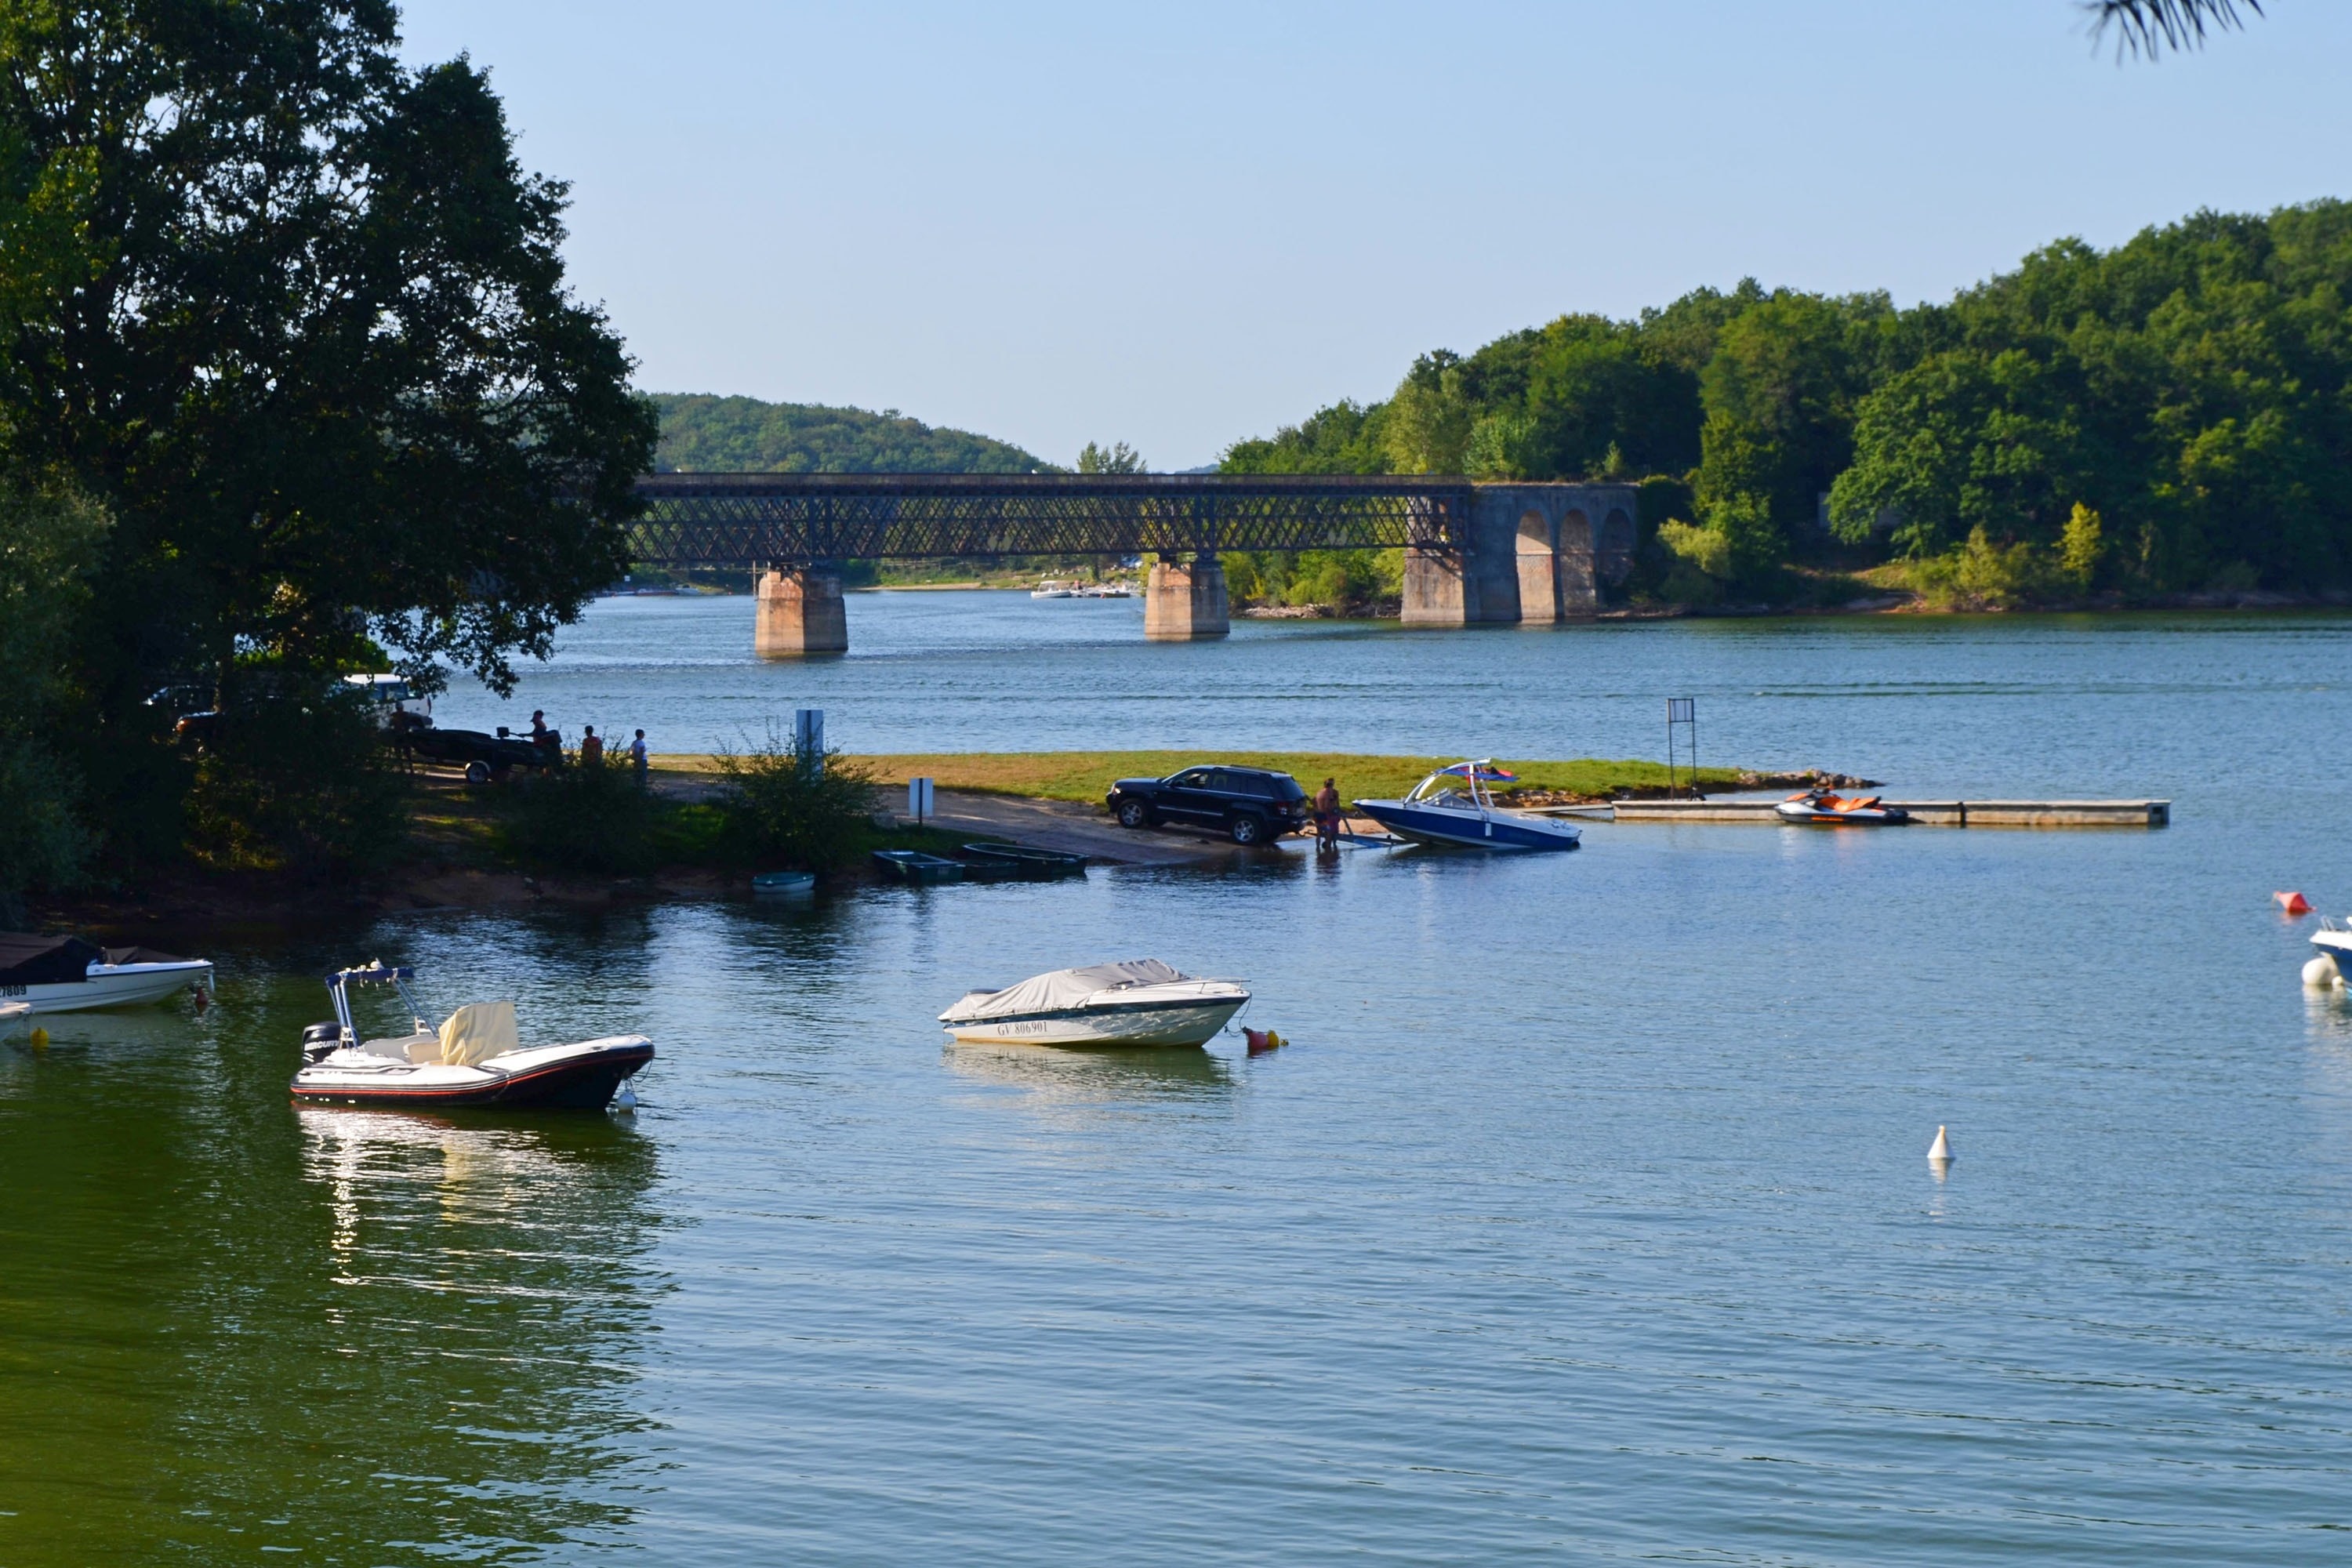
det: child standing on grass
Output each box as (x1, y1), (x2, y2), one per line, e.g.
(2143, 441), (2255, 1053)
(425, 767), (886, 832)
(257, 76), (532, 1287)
(579, 725), (604, 766)
(628, 729), (648, 785)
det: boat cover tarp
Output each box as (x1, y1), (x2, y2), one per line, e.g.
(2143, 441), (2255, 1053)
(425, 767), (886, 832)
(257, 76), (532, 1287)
(0, 934), (103, 985)
(438, 1000), (518, 1066)
(100, 946), (194, 967)
(941, 959), (1189, 1022)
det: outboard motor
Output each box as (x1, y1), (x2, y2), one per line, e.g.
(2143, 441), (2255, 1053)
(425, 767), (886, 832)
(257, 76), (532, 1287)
(300, 1021), (344, 1063)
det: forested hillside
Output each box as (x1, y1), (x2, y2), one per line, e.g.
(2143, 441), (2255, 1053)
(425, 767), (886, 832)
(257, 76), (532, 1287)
(1222, 201), (2352, 609)
(652, 394), (1053, 474)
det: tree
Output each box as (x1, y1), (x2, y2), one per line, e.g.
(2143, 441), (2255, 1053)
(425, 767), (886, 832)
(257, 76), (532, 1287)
(2089, 1), (2263, 60)
(1076, 440), (1147, 474)
(0, 477), (107, 913)
(0, 2), (655, 830)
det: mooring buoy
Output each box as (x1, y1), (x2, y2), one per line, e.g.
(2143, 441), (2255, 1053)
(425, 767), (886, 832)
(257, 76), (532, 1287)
(1927, 1124), (1954, 1163)
(2305, 955), (2343, 989)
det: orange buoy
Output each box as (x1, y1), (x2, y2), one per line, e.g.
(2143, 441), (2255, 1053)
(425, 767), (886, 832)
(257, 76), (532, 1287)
(1243, 1027), (1284, 1054)
(2276, 891), (2313, 916)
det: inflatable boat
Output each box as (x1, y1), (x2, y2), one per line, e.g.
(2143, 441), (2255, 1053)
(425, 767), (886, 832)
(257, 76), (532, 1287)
(289, 962), (652, 1110)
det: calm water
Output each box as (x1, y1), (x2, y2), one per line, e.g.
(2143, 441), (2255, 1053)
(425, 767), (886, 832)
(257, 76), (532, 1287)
(7, 598), (2352, 1564)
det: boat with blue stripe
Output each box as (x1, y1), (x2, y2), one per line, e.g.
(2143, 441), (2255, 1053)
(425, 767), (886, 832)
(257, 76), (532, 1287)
(1352, 761), (1582, 852)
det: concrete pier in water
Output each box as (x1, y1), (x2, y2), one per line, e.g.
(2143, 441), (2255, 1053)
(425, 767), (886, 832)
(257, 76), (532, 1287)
(753, 566), (848, 656)
(1143, 555), (1229, 641)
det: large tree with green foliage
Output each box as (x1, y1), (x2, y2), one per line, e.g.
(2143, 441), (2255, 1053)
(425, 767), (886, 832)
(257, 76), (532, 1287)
(0, 0), (654, 868)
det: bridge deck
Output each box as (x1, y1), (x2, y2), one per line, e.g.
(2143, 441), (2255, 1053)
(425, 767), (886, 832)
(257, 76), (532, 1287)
(629, 472), (1477, 566)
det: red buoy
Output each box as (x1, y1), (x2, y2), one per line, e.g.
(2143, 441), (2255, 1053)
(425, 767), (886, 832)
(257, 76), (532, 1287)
(2276, 891), (2313, 916)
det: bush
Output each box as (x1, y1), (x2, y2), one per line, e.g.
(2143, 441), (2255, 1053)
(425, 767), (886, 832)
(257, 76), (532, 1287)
(714, 727), (880, 873)
(493, 753), (665, 875)
(184, 674), (408, 876)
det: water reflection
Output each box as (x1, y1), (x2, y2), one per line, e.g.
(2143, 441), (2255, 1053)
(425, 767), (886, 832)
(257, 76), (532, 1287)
(0, 951), (666, 1563)
(943, 1040), (1236, 1105)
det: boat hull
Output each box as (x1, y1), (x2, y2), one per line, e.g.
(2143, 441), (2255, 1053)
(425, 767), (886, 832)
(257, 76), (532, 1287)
(290, 1036), (654, 1110)
(943, 997), (1245, 1048)
(1352, 800), (1581, 851)
(4, 960), (214, 1014)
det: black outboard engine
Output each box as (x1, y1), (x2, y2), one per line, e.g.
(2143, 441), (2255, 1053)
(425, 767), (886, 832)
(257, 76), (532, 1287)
(300, 1021), (344, 1063)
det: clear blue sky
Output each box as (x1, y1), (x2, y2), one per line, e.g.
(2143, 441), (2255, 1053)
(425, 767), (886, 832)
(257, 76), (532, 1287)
(398, 1), (2350, 470)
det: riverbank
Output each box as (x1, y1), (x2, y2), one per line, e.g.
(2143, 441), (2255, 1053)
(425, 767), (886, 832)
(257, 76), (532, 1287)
(30, 750), (1827, 933)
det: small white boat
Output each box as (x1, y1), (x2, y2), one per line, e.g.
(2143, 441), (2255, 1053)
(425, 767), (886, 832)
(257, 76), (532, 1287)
(1352, 761), (1582, 852)
(1031, 579), (1077, 599)
(289, 962), (652, 1110)
(939, 959), (1249, 1047)
(2312, 920), (2352, 983)
(0, 934), (213, 1014)
(1083, 582), (1134, 598)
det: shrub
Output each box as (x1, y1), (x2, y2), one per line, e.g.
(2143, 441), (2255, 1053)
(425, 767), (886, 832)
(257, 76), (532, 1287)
(185, 674), (408, 876)
(714, 726), (880, 873)
(493, 753), (664, 875)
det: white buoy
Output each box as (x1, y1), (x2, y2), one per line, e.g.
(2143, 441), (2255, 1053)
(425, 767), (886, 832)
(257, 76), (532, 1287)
(2303, 954), (2343, 989)
(612, 1083), (637, 1113)
(1927, 1125), (1954, 1163)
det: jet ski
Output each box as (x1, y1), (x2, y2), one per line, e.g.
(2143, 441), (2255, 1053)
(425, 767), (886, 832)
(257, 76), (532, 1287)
(1774, 789), (1911, 826)
(289, 962), (652, 1110)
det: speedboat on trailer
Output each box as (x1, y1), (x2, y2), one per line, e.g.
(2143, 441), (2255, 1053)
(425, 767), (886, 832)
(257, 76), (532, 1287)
(0, 933), (212, 1014)
(290, 962), (652, 1109)
(939, 959), (1250, 1047)
(1351, 761), (1582, 851)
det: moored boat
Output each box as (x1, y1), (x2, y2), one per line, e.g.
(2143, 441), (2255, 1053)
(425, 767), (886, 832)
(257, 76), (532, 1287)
(289, 962), (652, 1110)
(1030, 579), (1077, 599)
(1774, 789), (1911, 826)
(0, 934), (213, 1014)
(960, 841), (1087, 878)
(1352, 761), (1582, 852)
(938, 959), (1249, 1047)
(873, 848), (964, 884)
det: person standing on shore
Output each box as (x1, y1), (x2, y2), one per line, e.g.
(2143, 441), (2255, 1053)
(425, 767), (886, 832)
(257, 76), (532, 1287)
(628, 728), (649, 786)
(1314, 776), (1342, 851)
(579, 724), (604, 767)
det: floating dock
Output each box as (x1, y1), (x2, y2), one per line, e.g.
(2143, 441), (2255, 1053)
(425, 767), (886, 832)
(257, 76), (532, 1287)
(1597, 799), (2169, 828)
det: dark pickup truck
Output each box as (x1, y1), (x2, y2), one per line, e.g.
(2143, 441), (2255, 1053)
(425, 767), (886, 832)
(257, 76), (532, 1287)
(1105, 764), (1309, 844)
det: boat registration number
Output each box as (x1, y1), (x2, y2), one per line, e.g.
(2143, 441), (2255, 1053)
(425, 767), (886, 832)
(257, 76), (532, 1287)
(995, 1021), (1051, 1036)
(0, 985), (23, 999)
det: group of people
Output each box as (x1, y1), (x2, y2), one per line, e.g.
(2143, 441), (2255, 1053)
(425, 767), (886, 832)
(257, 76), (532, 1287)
(528, 710), (649, 782)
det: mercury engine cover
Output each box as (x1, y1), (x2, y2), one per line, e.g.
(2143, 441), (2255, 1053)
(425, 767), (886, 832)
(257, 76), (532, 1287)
(300, 1021), (344, 1062)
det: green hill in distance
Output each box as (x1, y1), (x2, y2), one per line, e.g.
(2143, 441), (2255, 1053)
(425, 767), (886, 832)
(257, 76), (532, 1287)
(650, 392), (1055, 474)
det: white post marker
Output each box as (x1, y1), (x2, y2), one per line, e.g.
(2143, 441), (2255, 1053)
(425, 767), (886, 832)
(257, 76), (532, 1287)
(909, 776), (935, 826)
(1927, 1124), (1955, 1163)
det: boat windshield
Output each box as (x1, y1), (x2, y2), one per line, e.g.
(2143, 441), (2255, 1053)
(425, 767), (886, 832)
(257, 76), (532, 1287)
(1405, 760), (1508, 809)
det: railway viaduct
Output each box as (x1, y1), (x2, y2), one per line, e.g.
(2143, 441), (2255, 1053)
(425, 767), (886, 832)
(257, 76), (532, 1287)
(626, 473), (1639, 655)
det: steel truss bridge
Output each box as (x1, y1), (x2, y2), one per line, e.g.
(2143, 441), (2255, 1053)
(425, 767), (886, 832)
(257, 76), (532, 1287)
(625, 473), (1476, 566)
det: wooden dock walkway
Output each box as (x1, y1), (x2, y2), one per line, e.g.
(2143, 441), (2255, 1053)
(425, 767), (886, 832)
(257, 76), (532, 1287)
(1599, 799), (2169, 827)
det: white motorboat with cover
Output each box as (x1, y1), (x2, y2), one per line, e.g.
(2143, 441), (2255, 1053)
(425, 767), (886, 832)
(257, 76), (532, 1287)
(290, 962), (652, 1109)
(1352, 761), (1582, 851)
(0, 933), (213, 1014)
(938, 959), (1250, 1047)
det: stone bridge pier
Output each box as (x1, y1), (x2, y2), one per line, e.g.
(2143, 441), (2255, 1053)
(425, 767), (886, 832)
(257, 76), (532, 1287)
(1402, 484), (1639, 626)
(754, 564), (849, 656)
(1143, 554), (1230, 640)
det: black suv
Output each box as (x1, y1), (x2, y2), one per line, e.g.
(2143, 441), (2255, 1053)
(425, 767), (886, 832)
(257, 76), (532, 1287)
(1105, 765), (1309, 844)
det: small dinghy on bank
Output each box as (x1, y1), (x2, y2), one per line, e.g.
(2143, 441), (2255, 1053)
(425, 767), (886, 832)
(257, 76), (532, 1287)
(939, 960), (1249, 1047)
(289, 962), (652, 1110)
(0, 934), (212, 1014)
(1774, 789), (1911, 826)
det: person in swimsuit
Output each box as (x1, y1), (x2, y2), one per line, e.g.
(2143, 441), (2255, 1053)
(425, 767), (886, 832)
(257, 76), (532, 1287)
(1313, 777), (1342, 851)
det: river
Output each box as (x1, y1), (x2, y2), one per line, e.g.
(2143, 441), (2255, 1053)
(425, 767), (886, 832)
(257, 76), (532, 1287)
(5, 593), (2350, 1565)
